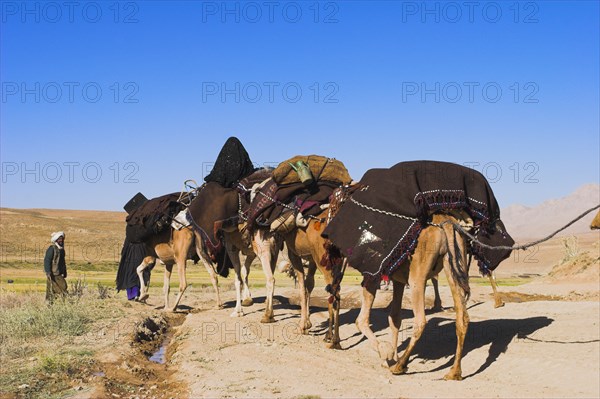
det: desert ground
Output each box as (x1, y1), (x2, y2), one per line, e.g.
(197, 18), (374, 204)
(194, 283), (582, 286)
(1, 207), (599, 399)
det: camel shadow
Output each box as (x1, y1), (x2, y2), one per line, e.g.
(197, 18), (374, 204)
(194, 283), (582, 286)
(339, 306), (448, 349)
(396, 316), (554, 378)
(222, 295), (294, 311)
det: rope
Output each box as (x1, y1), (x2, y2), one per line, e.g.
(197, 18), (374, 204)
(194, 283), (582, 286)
(350, 198), (418, 222)
(443, 204), (600, 251)
(348, 196), (599, 252)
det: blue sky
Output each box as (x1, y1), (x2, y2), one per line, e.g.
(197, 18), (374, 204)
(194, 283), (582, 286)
(1, 1), (599, 211)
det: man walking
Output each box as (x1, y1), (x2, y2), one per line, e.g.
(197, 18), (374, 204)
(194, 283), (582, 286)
(44, 231), (68, 302)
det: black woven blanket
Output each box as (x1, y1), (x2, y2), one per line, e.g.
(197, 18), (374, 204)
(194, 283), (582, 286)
(322, 161), (514, 278)
(125, 193), (183, 243)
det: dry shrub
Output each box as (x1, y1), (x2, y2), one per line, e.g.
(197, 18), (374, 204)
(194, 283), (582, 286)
(560, 235), (580, 264)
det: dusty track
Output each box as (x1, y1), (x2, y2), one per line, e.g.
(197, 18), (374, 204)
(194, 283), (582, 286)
(157, 283), (599, 398)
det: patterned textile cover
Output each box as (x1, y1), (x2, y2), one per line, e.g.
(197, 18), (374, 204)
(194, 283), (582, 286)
(322, 161), (515, 279)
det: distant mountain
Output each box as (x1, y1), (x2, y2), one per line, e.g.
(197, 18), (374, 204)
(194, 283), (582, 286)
(501, 184), (600, 239)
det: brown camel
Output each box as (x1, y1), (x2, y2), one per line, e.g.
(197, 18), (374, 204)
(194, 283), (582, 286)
(135, 226), (223, 312)
(591, 209), (600, 229)
(283, 209), (343, 349)
(355, 213), (471, 380)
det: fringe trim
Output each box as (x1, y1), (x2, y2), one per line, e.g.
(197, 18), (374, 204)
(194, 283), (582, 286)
(383, 221), (423, 275)
(321, 239), (343, 271)
(414, 190), (491, 229)
(469, 242), (492, 276)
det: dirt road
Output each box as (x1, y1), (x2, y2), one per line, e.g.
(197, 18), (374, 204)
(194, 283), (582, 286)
(159, 283), (599, 398)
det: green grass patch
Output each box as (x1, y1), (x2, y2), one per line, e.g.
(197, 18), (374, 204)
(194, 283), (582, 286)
(0, 286), (121, 398)
(0, 348), (96, 399)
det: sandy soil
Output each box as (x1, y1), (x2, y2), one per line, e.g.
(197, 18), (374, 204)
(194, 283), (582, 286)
(160, 283), (598, 399)
(60, 230), (600, 399)
(80, 280), (599, 398)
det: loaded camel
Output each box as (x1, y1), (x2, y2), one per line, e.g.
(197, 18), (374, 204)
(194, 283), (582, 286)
(184, 179), (284, 321)
(120, 192), (226, 312)
(322, 161), (515, 379)
(282, 208), (344, 349)
(356, 213), (471, 380)
(135, 225), (225, 312)
(236, 158), (351, 346)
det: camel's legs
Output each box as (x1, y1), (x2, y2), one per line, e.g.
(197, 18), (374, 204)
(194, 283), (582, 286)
(321, 266), (340, 348)
(203, 256), (222, 309)
(442, 260), (469, 380)
(167, 258), (188, 312)
(388, 279), (406, 362)
(196, 238), (222, 309)
(163, 262), (173, 311)
(305, 261), (316, 322)
(277, 243), (292, 272)
(289, 252), (311, 333)
(356, 278), (395, 360)
(441, 224), (469, 381)
(241, 253), (255, 307)
(489, 272), (505, 308)
(253, 231), (277, 323)
(226, 245), (244, 318)
(136, 256), (155, 302)
(431, 276), (443, 311)
(390, 270), (427, 375)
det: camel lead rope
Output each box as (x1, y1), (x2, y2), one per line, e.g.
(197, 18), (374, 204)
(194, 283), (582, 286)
(446, 204), (600, 251)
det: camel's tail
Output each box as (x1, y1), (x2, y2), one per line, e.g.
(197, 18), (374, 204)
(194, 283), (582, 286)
(442, 221), (471, 299)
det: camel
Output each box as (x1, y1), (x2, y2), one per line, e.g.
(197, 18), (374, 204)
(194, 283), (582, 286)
(591, 209), (600, 229)
(135, 226), (224, 312)
(282, 209), (343, 349)
(135, 217), (281, 318)
(355, 213), (471, 380)
(221, 228), (281, 321)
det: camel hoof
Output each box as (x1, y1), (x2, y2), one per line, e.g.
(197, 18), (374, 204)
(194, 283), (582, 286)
(325, 341), (342, 350)
(390, 363), (408, 375)
(139, 293), (149, 301)
(299, 323), (311, 335)
(242, 298), (254, 307)
(494, 301), (505, 308)
(260, 315), (275, 324)
(443, 372), (463, 381)
(230, 309), (244, 318)
(378, 341), (396, 361)
(215, 303), (224, 310)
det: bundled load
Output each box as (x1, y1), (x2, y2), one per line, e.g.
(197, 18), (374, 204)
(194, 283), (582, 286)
(125, 193), (184, 243)
(322, 161), (515, 279)
(243, 155), (352, 233)
(272, 155), (352, 186)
